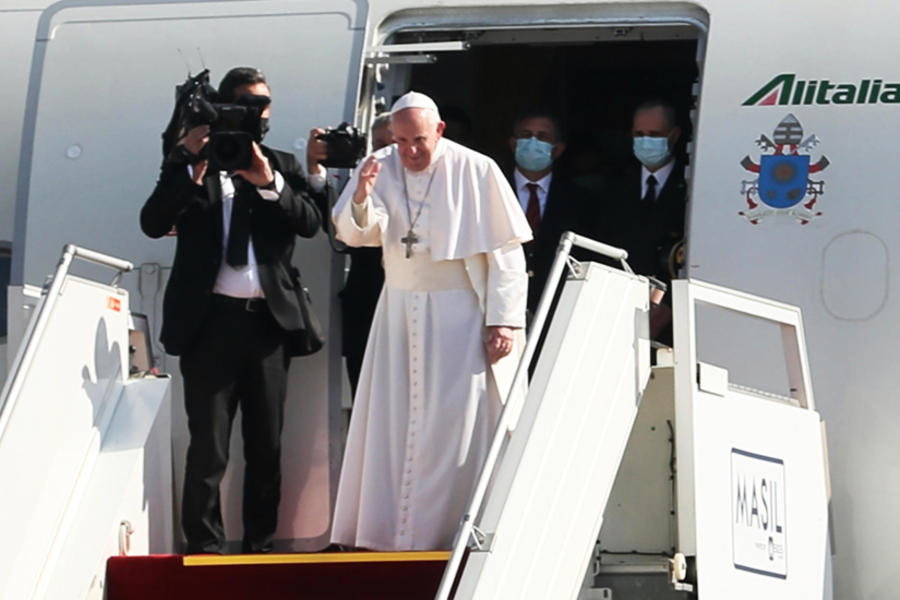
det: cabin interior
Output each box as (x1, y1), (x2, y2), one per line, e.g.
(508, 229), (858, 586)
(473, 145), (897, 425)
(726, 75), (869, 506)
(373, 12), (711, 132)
(367, 23), (699, 265)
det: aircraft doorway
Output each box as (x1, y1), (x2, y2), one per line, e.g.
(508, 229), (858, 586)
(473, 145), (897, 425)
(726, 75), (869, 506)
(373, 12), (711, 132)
(372, 22), (701, 284)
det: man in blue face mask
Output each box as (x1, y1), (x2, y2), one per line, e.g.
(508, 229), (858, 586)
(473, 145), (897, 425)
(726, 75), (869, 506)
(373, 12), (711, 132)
(588, 98), (687, 346)
(632, 100), (681, 188)
(508, 110), (581, 313)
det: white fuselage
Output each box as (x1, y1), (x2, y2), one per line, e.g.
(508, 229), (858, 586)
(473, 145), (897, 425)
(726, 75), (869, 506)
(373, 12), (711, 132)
(1, 2), (895, 598)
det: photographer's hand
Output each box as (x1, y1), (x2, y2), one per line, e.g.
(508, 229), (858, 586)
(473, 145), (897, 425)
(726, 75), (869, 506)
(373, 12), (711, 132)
(181, 125), (209, 155)
(307, 128), (328, 177)
(234, 142), (275, 187)
(190, 161), (208, 185)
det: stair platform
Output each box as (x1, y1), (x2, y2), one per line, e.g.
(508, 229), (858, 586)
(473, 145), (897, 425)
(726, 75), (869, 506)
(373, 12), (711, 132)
(106, 551), (454, 599)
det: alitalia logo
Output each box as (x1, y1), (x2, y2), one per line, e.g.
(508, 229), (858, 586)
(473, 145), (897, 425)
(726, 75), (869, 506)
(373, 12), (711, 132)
(744, 73), (900, 106)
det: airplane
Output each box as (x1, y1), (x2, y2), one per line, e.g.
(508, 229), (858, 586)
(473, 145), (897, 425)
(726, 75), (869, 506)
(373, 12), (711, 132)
(0, 1), (891, 598)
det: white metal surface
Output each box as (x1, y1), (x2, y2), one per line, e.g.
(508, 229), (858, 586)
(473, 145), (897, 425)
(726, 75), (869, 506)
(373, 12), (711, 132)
(453, 261), (651, 600)
(5, 284), (42, 376)
(599, 366), (676, 556)
(41, 377), (172, 599)
(0, 274), (130, 597)
(0, 245), (131, 438)
(0, 245), (172, 598)
(673, 279), (828, 597)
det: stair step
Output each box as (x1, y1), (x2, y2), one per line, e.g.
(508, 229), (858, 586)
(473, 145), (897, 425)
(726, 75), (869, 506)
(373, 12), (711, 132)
(106, 551), (453, 600)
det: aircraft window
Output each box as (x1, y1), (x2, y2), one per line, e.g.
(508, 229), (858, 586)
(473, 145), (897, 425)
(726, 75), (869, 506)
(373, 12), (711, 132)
(384, 31), (699, 288)
(0, 244), (9, 339)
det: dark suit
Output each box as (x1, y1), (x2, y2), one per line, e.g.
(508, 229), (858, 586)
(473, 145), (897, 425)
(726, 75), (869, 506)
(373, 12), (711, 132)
(586, 159), (687, 345)
(513, 171), (585, 314)
(589, 160), (686, 287)
(339, 247), (384, 397)
(140, 146), (327, 553)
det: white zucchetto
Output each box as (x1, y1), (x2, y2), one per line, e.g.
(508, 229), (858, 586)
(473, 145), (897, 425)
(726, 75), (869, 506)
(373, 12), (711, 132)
(390, 91), (441, 119)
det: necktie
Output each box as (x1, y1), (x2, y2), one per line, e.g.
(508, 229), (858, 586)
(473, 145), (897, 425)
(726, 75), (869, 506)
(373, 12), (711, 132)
(525, 183), (541, 237)
(642, 174), (658, 205)
(226, 176), (252, 267)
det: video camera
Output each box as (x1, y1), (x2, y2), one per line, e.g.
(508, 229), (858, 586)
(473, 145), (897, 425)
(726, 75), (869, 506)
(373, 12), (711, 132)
(163, 69), (270, 172)
(316, 122), (367, 168)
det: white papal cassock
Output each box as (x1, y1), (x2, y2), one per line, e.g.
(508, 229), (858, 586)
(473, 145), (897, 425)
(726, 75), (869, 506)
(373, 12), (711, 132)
(330, 136), (531, 551)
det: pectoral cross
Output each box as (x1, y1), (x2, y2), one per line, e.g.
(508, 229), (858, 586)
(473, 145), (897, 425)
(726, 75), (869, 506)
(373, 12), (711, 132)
(401, 230), (419, 258)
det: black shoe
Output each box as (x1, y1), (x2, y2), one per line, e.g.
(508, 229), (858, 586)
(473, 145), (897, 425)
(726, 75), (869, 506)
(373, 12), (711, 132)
(185, 543), (224, 555)
(241, 541), (274, 554)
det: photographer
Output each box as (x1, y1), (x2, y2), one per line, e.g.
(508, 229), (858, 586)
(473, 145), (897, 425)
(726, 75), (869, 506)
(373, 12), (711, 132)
(140, 66), (332, 554)
(308, 114), (389, 398)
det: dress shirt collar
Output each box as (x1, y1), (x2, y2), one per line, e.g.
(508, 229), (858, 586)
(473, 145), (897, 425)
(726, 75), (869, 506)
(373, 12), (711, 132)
(514, 168), (553, 195)
(513, 168), (553, 217)
(641, 159), (675, 199)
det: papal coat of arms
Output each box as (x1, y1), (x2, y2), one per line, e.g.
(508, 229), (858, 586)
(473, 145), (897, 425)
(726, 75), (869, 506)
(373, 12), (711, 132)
(739, 114), (830, 224)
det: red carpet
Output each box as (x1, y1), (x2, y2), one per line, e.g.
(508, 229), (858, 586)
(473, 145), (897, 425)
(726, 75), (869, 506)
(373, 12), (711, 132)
(106, 551), (460, 599)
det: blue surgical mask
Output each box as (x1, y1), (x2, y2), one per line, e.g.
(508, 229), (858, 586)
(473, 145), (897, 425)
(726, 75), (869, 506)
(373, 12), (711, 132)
(515, 137), (554, 172)
(633, 136), (671, 169)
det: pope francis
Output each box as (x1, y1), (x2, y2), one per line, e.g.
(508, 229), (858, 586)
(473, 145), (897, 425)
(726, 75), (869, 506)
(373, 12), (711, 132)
(330, 91), (531, 551)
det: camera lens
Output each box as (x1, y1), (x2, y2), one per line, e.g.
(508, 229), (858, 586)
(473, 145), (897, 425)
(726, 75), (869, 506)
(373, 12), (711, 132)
(217, 137), (240, 162)
(209, 131), (253, 171)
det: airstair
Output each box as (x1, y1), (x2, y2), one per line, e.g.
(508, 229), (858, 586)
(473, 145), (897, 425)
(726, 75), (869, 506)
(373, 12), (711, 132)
(0, 238), (829, 599)
(0, 245), (171, 599)
(437, 233), (830, 599)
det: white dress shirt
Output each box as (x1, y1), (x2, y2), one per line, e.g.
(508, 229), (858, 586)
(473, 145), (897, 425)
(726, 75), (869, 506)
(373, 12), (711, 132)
(210, 172), (279, 298)
(640, 159), (675, 200)
(513, 168), (552, 217)
(186, 163), (328, 299)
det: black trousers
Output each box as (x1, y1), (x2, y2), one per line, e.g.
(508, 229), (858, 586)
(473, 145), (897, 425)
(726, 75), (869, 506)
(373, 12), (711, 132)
(179, 295), (290, 554)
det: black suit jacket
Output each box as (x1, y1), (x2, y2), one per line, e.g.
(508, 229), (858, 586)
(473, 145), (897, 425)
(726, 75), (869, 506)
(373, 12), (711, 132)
(587, 160), (687, 286)
(140, 146), (328, 356)
(514, 171), (588, 312)
(338, 247), (384, 355)
(312, 178), (384, 358)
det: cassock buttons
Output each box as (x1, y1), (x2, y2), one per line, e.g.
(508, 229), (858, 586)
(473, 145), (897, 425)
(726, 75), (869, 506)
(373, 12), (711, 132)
(527, 270), (535, 278)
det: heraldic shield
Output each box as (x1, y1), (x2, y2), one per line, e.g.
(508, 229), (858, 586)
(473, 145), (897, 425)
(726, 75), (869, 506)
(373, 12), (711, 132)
(758, 154), (810, 208)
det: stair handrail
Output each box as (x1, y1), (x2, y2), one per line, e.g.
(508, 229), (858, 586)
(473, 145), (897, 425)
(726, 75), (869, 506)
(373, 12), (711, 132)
(0, 244), (133, 443)
(434, 232), (631, 600)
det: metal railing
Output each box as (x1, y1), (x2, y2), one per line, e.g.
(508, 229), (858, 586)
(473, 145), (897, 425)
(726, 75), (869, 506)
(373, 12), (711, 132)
(0, 245), (133, 443)
(434, 232), (631, 600)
